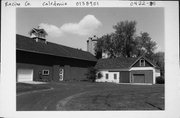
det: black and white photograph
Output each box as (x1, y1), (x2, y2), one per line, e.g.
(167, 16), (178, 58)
(1, 0), (180, 118)
(16, 7), (165, 111)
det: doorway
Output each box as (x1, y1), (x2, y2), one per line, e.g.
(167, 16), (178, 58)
(59, 68), (64, 81)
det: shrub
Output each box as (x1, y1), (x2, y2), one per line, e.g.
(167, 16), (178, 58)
(156, 76), (164, 84)
(97, 72), (103, 79)
(85, 67), (98, 82)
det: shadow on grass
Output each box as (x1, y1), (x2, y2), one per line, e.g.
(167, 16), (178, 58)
(17, 82), (51, 94)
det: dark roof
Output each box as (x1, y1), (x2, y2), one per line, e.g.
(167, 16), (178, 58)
(95, 55), (157, 69)
(16, 34), (97, 62)
(95, 57), (138, 69)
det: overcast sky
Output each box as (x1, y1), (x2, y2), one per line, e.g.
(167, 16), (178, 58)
(17, 8), (164, 52)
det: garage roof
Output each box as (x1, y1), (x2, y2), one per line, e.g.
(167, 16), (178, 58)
(95, 55), (157, 69)
(16, 34), (97, 62)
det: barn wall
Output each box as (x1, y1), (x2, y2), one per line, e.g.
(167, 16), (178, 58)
(17, 50), (97, 82)
(52, 65), (65, 82)
(17, 63), (53, 82)
(70, 67), (88, 81)
(17, 63), (89, 82)
(64, 65), (71, 81)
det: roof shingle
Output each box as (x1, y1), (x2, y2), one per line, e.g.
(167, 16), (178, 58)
(95, 57), (138, 69)
(16, 34), (97, 62)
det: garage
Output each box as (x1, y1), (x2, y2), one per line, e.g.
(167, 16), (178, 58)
(17, 69), (33, 82)
(133, 74), (145, 83)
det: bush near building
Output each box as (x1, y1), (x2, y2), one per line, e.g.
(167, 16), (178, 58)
(86, 67), (102, 82)
(156, 76), (164, 84)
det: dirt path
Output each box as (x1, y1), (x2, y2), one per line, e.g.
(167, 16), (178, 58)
(56, 91), (93, 110)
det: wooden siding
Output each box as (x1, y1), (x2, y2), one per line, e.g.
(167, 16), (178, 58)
(131, 70), (153, 83)
(17, 63), (53, 82)
(132, 59), (153, 67)
(17, 63), (89, 82)
(16, 50), (96, 82)
(133, 74), (145, 83)
(120, 71), (130, 83)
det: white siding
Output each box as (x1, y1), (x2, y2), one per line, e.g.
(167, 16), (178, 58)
(155, 69), (161, 77)
(96, 70), (119, 83)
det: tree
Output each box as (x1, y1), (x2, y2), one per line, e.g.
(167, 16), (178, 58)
(152, 52), (164, 77)
(85, 67), (98, 82)
(134, 32), (157, 58)
(95, 20), (137, 58)
(113, 20), (137, 57)
(95, 21), (157, 58)
(95, 34), (117, 58)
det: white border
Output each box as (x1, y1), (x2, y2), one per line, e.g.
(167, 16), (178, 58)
(1, 1), (180, 118)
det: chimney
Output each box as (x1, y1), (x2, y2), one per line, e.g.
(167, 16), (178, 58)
(87, 36), (97, 55)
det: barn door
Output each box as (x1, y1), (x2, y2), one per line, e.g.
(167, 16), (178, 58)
(17, 69), (33, 82)
(59, 68), (64, 81)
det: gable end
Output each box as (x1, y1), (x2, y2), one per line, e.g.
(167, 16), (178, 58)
(130, 56), (156, 68)
(132, 59), (153, 67)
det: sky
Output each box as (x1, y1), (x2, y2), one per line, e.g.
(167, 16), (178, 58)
(17, 8), (164, 52)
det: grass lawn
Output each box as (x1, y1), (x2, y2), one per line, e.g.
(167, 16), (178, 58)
(55, 82), (164, 110)
(17, 81), (164, 110)
(16, 82), (51, 94)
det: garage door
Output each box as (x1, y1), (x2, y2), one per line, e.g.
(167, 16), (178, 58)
(17, 69), (33, 82)
(133, 74), (145, 83)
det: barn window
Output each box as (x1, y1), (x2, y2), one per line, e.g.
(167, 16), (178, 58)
(140, 59), (145, 67)
(114, 74), (117, 79)
(105, 74), (109, 79)
(42, 70), (49, 75)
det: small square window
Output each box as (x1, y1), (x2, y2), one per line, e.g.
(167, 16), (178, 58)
(105, 74), (109, 79)
(114, 74), (117, 79)
(42, 70), (49, 75)
(140, 59), (145, 67)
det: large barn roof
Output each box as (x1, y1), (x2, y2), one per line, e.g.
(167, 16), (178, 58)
(16, 34), (97, 62)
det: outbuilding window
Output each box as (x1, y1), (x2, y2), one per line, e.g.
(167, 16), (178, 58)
(140, 59), (145, 67)
(42, 70), (49, 75)
(105, 74), (109, 79)
(114, 74), (117, 79)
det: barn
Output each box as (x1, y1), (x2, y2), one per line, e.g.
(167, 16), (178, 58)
(16, 34), (97, 82)
(16, 30), (160, 84)
(95, 56), (160, 84)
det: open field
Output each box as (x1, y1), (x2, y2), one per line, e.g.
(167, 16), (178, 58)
(17, 82), (164, 110)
